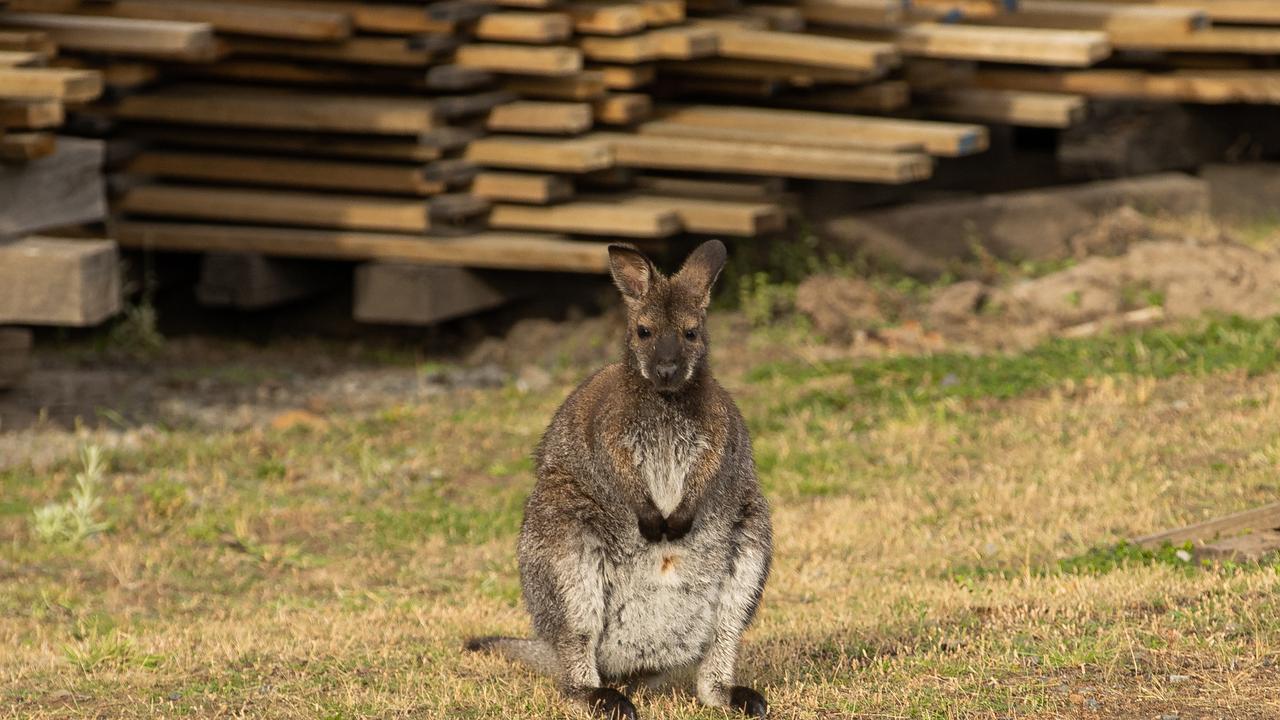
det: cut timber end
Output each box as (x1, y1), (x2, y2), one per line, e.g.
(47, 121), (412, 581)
(0, 238), (121, 327)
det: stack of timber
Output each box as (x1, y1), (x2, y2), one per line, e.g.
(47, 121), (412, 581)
(2, 1), (1279, 323)
(0, 15), (116, 387)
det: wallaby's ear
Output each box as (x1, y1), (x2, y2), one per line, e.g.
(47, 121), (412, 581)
(608, 243), (654, 301)
(674, 240), (727, 309)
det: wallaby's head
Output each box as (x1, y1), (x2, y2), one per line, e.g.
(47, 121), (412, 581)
(608, 240), (727, 394)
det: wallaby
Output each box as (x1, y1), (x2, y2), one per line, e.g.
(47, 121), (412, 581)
(466, 240), (773, 719)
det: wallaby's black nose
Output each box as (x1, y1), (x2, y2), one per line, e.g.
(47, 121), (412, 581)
(655, 362), (678, 382)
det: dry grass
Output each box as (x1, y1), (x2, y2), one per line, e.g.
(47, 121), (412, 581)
(3, 315), (1280, 719)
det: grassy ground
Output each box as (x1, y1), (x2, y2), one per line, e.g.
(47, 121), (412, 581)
(3, 314), (1280, 719)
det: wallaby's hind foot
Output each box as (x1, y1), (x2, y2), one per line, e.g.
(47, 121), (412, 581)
(587, 688), (638, 720)
(730, 686), (768, 718)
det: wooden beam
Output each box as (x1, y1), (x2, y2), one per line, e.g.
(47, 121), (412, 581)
(196, 253), (344, 309)
(1135, 502), (1280, 550)
(0, 137), (105, 239)
(0, 238), (120, 326)
(113, 221), (612, 273)
(355, 263), (533, 326)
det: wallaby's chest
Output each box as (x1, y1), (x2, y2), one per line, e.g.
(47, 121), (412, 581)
(624, 417), (707, 517)
(597, 534), (728, 678)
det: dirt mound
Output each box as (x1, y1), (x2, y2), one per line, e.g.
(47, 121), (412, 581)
(929, 237), (1280, 349)
(794, 275), (884, 342)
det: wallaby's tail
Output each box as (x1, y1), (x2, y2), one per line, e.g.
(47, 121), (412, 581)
(465, 636), (557, 677)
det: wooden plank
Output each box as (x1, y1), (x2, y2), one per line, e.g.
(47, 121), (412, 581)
(120, 185), (447, 233)
(0, 50), (42, 67)
(215, 0), (457, 33)
(983, 1), (1205, 35)
(0, 327), (32, 390)
(861, 23), (1111, 67)
(0, 238), (120, 326)
(614, 194), (786, 236)
(126, 151), (457, 196)
(0, 137), (105, 239)
(489, 201), (680, 237)
(475, 12), (573, 43)
(116, 84), (438, 134)
(0, 67), (102, 102)
(797, 0), (906, 28)
(226, 36), (443, 67)
(355, 263), (531, 326)
(70, 0), (352, 41)
(597, 131), (932, 183)
(465, 135), (614, 172)
(455, 43), (583, 75)
(1135, 502), (1280, 549)
(487, 101), (594, 134)
(658, 58), (882, 86)
(130, 126), (476, 162)
(1197, 530), (1280, 563)
(113, 221), (612, 273)
(636, 119), (917, 153)
(471, 171), (574, 204)
(656, 104), (987, 156)
(0, 13), (220, 61)
(917, 88), (1088, 128)
(716, 29), (897, 71)
(579, 26), (719, 63)
(972, 68), (1280, 105)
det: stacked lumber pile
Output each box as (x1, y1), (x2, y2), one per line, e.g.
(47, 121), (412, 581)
(0, 13), (115, 387)
(0, 0), (1277, 323)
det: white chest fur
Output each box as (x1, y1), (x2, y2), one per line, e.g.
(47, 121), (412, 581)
(626, 419), (707, 516)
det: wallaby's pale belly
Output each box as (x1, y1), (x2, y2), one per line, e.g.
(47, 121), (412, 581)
(596, 535), (726, 678)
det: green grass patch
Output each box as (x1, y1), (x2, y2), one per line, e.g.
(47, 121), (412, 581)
(749, 316), (1280, 417)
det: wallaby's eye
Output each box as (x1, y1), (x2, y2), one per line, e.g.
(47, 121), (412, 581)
(636, 325), (652, 339)
(684, 329), (698, 341)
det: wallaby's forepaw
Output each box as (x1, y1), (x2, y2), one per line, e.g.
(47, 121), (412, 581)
(730, 686), (768, 718)
(588, 687), (638, 720)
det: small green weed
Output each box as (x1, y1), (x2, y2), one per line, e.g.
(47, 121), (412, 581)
(31, 446), (111, 545)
